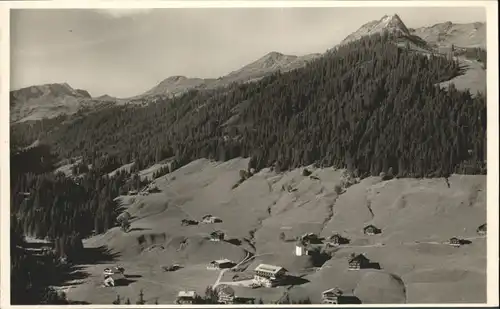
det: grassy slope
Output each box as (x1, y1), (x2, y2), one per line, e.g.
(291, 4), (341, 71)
(62, 158), (486, 304)
(439, 57), (486, 95)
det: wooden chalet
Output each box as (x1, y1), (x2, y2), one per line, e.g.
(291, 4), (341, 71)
(449, 237), (461, 247)
(322, 287), (343, 304)
(348, 253), (370, 270)
(363, 224), (381, 236)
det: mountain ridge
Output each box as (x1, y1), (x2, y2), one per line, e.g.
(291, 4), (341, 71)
(409, 21), (486, 48)
(10, 15), (486, 122)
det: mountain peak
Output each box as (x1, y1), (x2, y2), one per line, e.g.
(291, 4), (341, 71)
(163, 75), (188, 83)
(249, 52), (298, 70)
(11, 82), (91, 100)
(262, 51), (286, 59)
(341, 13), (410, 45)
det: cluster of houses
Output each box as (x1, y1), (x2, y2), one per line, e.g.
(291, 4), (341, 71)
(294, 225), (381, 257)
(175, 219), (488, 304)
(180, 214), (222, 227)
(174, 262), (352, 304)
(176, 263), (287, 304)
(175, 285), (253, 305)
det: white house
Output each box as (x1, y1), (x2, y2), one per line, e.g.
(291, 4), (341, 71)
(295, 244), (309, 256)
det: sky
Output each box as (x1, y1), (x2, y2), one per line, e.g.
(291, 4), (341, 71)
(11, 6), (486, 98)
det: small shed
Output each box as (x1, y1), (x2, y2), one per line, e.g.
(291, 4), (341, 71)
(348, 253), (370, 270)
(329, 233), (348, 246)
(209, 230), (225, 242)
(477, 223), (486, 235)
(322, 287), (343, 304)
(449, 237), (461, 247)
(202, 214), (223, 224)
(207, 259), (235, 270)
(363, 224), (381, 236)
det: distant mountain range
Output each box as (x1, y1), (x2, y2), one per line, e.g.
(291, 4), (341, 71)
(126, 51), (321, 102)
(409, 21), (486, 48)
(10, 14), (486, 123)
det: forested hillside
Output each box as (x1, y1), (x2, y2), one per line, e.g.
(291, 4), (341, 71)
(10, 140), (148, 304)
(14, 32), (487, 178)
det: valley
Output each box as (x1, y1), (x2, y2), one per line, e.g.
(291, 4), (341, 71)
(56, 158), (486, 304)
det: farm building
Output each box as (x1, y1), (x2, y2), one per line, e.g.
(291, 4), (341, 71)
(253, 263), (287, 287)
(348, 253), (370, 270)
(295, 242), (310, 256)
(329, 233), (348, 246)
(363, 224), (381, 236)
(181, 219), (198, 226)
(207, 259), (235, 270)
(202, 214), (223, 224)
(300, 232), (320, 243)
(128, 190), (138, 195)
(449, 237), (461, 247)
(477, 223), (486, 235)
(215, 284), (235, 304)
(322, 287), (343, 304)
(209, 230), (225, 242)
(175, 291), (198, 304)
(103, 272), (126, 287)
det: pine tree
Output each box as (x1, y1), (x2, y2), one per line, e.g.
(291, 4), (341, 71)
(136, 289), (146, 305)
(112, 294), (121, 305)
